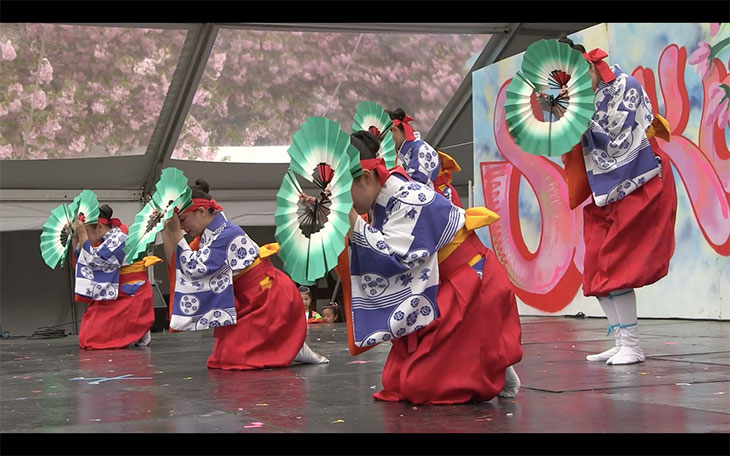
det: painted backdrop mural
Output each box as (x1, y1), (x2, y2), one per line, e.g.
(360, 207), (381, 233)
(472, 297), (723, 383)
(473, 23), (729, 319)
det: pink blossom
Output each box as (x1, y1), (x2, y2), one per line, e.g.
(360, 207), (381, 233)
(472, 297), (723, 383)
(30, 90), (47, 110)
(8, 99), (22, 112)
(38, 58), (53, 84)
(110, 86), (129, 103)
(129, 119), (141, 131)
(706, 82), (730, 129)
(8, 83), (23, 96)
(90, 101), (107, 114)
(2, 40), (16, 61)
(211, 52), (227, 73)
(21, 129), (38, 145)
(689, 42), (712, 79)
(68, 136), (86, 153)
(41, 118), (62, 139)
(214, 98), (228, 117)
(192, 88), (212, 107)
(133, 58), (157, 76)
(0, 105), (8, 116)
(710, 23), (720, 37)
(0, 144), (13, 159)
(94, 44), (106, 59)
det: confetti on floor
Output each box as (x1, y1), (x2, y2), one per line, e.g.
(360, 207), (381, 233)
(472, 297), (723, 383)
(640, 372), (648, 375)
(506, 413), (514, 417)
(676, 383), (691, 386)
(332, 419), (344, 423)
(244, 422), (264, 429)
(714, 392), (726, 395)
(256, 403), (268, 407)
(664, 342), (677, 345)
(347, 360), (372, 364)
(182, 377), (192, 380)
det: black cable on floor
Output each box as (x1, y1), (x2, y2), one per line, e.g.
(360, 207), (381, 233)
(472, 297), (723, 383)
(25, 320), (81, 340)
(27, 327), (68, 339)
(564, 311), (586, 319)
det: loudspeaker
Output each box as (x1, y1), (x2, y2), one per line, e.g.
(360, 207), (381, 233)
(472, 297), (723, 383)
(151, 284), (169, 332)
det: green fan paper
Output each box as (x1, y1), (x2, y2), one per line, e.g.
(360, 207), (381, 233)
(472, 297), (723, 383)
(352, 101), (397, 169)
(123, 167), (193, 264)
(40, 202), (76, 269)
(275, 117), (356, 285)
(72, 189), (99, 224)
(504, 39), (594, 156)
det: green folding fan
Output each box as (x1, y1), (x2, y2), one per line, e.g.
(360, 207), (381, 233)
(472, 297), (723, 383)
(123, 167), (193, 263)
(39, 203), (76, 269)
(275, 117), (356, 285)
(352, 101), (397, 169)
(72, 189), (99, 224)
(504, 39), (595, 157)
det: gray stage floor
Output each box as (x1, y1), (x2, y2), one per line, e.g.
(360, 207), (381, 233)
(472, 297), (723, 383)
(1, 316), (729, 434)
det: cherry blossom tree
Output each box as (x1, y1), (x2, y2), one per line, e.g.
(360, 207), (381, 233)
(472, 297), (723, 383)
(0, 24), (488, 161)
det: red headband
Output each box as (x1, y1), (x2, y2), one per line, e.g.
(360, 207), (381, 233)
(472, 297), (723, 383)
(368, 126), (381, 138)
(98, 217), (129, 234)
(392, 115), (416, 141)
(359, 158), (389, 186)
(181, 198), (223, 215)
(583, 48), (616, 84)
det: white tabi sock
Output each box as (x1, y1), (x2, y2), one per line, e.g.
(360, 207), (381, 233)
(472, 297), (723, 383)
(586, 296), (622, 362)
(498, 365), (521, 398)
(293, 342), (329, 364)
(606, 289), (645, 365)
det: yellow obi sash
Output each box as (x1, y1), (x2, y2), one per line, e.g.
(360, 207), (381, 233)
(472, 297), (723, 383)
(233, 242), (280, 289)
(120, 256), (163, 274)
(437, 207), (499, 265)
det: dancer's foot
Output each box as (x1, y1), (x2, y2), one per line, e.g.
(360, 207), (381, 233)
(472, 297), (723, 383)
(134, 330), (152, 347)
(294, 342), (329, 364)
(498, 365), (520, 398)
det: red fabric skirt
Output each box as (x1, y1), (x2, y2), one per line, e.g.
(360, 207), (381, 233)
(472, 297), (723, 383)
(78, 271), (155, 350)
(207, 258), (307, 370)
(582, 149), (677, 297)
(373, 233), (523, 405)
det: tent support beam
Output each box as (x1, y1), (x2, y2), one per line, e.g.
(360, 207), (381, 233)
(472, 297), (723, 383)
(141, 23), (219, 199)
(426, 23), (522, 148)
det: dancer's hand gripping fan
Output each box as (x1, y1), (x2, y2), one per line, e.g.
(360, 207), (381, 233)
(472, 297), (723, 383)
(72, 189), (100, 225)
(123, 167), (193, 264)
(351, 101), (397, 169)
(274, 117), (357, 288)
(504, 39), (595, 157)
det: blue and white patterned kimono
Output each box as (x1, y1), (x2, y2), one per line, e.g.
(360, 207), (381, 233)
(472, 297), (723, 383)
(583, 64), (661, 207)
(75, 227), (135, 300)
(397, 132), (441, 189)
(170, 212), (259, 331)
(349, 172), (465, 347)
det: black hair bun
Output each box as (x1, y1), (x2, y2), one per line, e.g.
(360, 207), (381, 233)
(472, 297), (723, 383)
(194, 178), (210, 194)
(386, 107), (407, 121)
(99, 204), (113, 219)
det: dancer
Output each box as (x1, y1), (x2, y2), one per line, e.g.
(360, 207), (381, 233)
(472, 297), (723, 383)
(386, 107), (441, 189)
(346, 130), (522, 404)
(547, 37), (678, 365)
(161, 179), (328, 369)
(72, 204), (159, 349)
